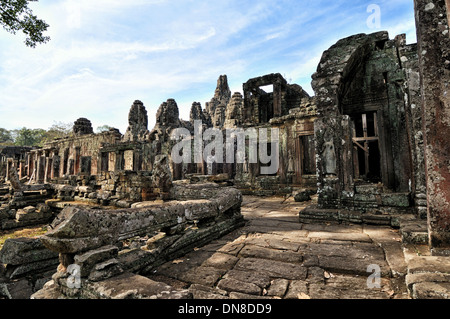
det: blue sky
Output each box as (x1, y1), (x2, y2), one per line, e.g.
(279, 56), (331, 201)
(0, 0), (416, 134)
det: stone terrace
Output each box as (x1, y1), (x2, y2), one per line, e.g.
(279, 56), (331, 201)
(144, 195), (438, 299)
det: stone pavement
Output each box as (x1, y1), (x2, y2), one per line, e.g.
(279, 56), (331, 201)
(146, 195), (432, 299)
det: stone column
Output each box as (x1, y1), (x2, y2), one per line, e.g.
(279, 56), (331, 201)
(44, 157), (52, 184)
(5, 159), (12, 182)
(52, 155), (60, 179)
(36, 155), (46, 184)
(414, 0), (450, 254)
(74, 147), (81, 175)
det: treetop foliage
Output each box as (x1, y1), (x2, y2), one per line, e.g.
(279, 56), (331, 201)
(0, 0), (50, 47)
(0, 122), (73, 147)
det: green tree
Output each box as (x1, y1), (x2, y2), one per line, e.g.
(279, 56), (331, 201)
(0, 0), (50, 48)
(12, 127), (46, 146)
(42, 121), (73, 144)
(96, 125), (114, 133)
(0, 128), (14, 145)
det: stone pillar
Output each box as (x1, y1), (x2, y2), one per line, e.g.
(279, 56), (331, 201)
(414, 0), (450, 254)
(18, 161), (23, 179)
(26, 153), (31, 177)
(67, 159), (74, 176)
(44, 157), (52, 184)
(5, 158), (12, 182)
(52, 155), (60, 179)
(314, 115), (354, 208)
(74, 147), (81, 175)
(36, 155), (46, 183)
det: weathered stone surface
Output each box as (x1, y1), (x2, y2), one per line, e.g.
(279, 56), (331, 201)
(217, 278), (261, 295)
(235, 258), (307, 280)
(407, 256), (450, 275)
(285, 280), (309, 299)
(202, 252), (239, 270)
(205, 75), (231, 123)
(40, 186), (243, 254)
(15, 206), (52, 222)
(223, 92), (243, 128)
(414, 0), (450, 252)
(307, 231), (372, 242)
(88, 258), (123, 282)
(223, 269), (271, 289)
(178, 266), (226, 287)
(412, 282), (450, 299)
(0, 278), (33, 299)
(406, 272), (450, 293)
(266, 278), (289, 297)
(6, 258), (59, 279)
(0, 237), (58, 265)
(74, 245), (119, 277)
(123, 100), (150, 142)
(309, 275), (394, 299)
(73, 118), (94, 136)
(188, 284), (228, 299)
(151, 155), (173, 195)
(293, 190), (312, 202)
(84, 272), (192, 299)
(31, 280), (66, 299)
(238, 245), (303, 263)
(154, 98), (181, 129)
(318, 255), (390, 277)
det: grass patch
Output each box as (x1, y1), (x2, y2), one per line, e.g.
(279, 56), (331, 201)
(0, 225), (49, 250)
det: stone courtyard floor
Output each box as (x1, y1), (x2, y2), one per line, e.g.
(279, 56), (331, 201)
(146, 195), (431, 299)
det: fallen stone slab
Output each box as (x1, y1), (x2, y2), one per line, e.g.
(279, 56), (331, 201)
(82, 272), (192, 299)
(0, 278), (33, 299)
(0, 237), (58, 266)
(74, 245), (119, 277)
(6, 258), (59, 279)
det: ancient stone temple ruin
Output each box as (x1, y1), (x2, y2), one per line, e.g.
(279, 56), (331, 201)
(0, 0), (449, 300)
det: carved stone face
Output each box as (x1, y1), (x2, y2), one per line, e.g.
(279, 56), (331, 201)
(322, 139), (337, 175)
